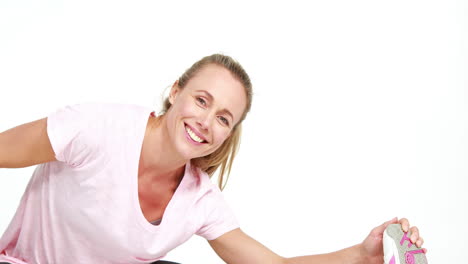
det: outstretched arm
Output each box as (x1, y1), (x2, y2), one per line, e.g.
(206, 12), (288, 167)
(208, 228), (363, 264)
(208, 218), (425, 264)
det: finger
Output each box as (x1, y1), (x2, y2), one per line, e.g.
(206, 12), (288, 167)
(382, 217), (399, 230)
(399, 218), (410, 232)
(371, 217), (398, 236)
(423, 248), (428, 254)
(409, 226), (420, 243)
(416, 237), (424, 248)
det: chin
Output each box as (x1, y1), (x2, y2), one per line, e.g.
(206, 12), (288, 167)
(174, 141), (204, 160)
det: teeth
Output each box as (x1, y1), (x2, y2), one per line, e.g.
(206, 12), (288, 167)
(185, 125), (204, 143)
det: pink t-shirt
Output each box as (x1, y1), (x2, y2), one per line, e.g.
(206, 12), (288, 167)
(0, 103), (239, 264)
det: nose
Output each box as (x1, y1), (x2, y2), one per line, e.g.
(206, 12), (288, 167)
(196, 111), (215, 131)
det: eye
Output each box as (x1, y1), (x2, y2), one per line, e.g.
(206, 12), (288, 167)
(196, 97), (207, 106)
(218, 116), (230, 126)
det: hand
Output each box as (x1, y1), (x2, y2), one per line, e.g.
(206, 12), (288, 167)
(359, 217), (427, 264)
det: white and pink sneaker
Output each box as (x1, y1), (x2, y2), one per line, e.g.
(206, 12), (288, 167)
(383, 224), (428, 264)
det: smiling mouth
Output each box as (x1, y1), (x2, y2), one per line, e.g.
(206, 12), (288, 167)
(185, 124), (207, 143)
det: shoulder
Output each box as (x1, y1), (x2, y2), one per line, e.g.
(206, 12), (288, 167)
(49, 102), (153, 144)
(46, 102), (153, 167)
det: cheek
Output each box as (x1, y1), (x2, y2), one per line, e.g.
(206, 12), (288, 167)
(213, 128), (231, 145)
(168, 100), (195, 121)
(176, 99), (199, 117)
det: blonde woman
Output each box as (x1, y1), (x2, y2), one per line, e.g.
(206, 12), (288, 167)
(0, 54), (426, 264)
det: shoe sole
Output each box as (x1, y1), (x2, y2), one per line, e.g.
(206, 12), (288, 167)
(383, 224), (428, 264)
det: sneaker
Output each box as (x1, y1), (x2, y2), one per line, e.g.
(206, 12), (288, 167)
(383, 224), (428, 264)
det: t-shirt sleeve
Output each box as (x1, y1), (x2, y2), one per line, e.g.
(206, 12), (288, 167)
(195, 186), (240, 241)
(46, 103), (100, 167)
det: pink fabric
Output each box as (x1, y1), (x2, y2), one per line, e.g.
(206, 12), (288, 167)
(0, 103), (239, 264)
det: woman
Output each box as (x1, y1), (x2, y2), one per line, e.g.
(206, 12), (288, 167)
(0, 54), (426, 263)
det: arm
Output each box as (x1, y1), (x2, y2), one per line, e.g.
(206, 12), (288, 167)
(0, 118), (56, 168)
(208, 228), (364, 264)
(209, 218), (426, 264)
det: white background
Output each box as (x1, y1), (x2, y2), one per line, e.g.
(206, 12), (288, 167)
(0, 0), (466, 263)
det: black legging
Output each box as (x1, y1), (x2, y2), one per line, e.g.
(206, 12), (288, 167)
(0, 261), (180, 264)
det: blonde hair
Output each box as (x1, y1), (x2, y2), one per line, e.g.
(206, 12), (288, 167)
(160, 54), (252, 190)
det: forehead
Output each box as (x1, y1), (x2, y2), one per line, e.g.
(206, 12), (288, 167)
(183, 64), (247, 123)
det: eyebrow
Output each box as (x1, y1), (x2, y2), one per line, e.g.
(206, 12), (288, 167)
(196, 90), (234, 121)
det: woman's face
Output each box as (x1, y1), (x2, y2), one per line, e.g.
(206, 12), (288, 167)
(165, 64), (247, 160)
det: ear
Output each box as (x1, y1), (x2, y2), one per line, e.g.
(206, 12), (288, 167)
(168, 80), (180, 105)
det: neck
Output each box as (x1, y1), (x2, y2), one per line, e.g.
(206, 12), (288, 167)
(138, 115), (188, 182)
